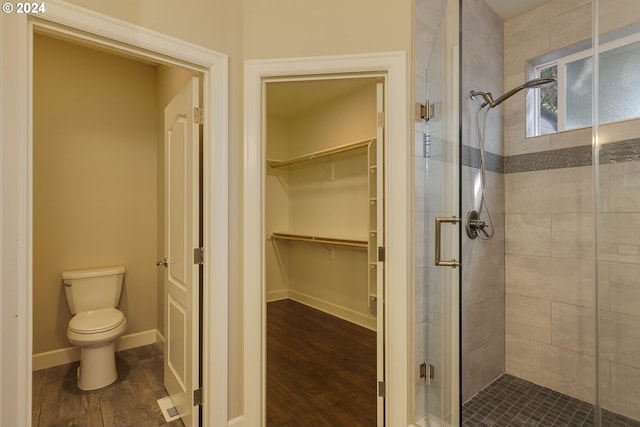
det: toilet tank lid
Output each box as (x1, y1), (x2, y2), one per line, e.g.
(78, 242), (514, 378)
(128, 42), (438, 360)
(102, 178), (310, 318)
(62, 266), (125, 280)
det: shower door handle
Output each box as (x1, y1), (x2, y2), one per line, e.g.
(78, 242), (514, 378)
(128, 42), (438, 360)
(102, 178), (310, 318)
(435, 216), (460, 268)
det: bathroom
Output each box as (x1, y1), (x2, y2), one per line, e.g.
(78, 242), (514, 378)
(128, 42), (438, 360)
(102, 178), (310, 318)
(2, 0), (640, 426)
(31, 33), (199, 425)
(414, 0), (640, 425)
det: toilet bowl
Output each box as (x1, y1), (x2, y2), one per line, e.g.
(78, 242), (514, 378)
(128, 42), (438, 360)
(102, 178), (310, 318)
(62, 266), (127, 391)
(67, 308), (127, 390)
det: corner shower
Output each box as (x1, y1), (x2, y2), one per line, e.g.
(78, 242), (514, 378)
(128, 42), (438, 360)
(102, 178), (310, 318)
(415, 0), (640, 426)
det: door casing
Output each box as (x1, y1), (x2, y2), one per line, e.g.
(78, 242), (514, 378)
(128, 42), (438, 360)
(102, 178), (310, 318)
(0, 2), (229, 425)
(243, 52), (411, 427)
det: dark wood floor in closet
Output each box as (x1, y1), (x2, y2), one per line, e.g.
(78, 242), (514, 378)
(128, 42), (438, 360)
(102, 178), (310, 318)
(267, 299), (377, 427)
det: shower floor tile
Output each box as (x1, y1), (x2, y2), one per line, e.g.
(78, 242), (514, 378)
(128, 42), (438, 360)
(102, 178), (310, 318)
(462, 374), (640, 427)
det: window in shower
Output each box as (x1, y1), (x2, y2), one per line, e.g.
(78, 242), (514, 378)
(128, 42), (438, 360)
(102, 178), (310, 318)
(528, 31), (640, 137)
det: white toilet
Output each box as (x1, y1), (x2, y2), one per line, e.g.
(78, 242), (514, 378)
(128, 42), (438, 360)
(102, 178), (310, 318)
(62, 266), (127, 391)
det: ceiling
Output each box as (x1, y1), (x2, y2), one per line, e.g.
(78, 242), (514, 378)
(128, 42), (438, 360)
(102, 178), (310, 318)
(266, 78), (376, 118)
(484, 0), (553, 20)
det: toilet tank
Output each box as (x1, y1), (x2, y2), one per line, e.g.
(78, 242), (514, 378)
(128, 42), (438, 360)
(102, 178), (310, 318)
(62, 266), (125, 314)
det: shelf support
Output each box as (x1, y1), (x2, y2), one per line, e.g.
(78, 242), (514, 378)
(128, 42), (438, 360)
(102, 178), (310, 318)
(319, 158), (334, 180)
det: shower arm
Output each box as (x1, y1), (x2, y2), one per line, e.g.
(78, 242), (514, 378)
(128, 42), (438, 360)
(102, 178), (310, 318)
(469, 90), (495, 108)
(490, 84), (529, 108)
(470, 77), (556, 109)
(469, 85), (526, 109)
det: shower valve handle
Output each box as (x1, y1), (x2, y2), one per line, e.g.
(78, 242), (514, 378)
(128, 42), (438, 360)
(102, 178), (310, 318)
(466, 210), (490, 239)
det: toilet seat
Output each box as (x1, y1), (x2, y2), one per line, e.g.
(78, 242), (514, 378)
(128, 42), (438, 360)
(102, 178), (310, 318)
(68, 308), (125, 334)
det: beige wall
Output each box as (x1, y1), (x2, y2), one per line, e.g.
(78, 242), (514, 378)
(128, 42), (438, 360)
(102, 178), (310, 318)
(33, 34), (159, 353)
(24, 0), (414, 422)
(60, 1), (245, 417)
(242, 0), (413, 60)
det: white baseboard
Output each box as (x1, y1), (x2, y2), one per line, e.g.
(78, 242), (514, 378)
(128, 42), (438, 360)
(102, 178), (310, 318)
(266, 289), (289, 302)
(287, 290), (376, 331)
(114, 329), (158, 352)
(228, 415), (243, 427)
(32, 329), (160, 371)
(155, 329), (165, 345)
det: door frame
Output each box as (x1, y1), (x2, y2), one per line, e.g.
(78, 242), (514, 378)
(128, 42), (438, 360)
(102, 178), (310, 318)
(243, 52), (411, 427)
(0, 2), (229, 426)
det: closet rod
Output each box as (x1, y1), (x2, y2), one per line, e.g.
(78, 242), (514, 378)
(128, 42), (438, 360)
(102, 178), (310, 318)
(271, 232), (368, 248)
(270, 137), (375, 168)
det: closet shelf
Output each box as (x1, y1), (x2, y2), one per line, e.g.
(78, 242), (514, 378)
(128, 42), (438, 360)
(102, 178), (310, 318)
(271, 232), (368, 248)
(269, 137), (376, 169)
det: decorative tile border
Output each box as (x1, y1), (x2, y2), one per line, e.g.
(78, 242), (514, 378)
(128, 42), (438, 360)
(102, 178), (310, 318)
(600, 137), (640, 164)
(505, 145), (592, 173)
(462, 145), (504, 173)
(461, 138), (640, 174)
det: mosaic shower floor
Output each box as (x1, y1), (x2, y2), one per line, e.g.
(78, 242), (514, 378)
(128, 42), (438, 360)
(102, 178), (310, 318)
(462, 374), (640, 427)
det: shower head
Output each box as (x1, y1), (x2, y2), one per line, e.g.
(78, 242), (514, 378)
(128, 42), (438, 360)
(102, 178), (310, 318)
(522, 77), (556, 89)
(470, 77), (556, 109)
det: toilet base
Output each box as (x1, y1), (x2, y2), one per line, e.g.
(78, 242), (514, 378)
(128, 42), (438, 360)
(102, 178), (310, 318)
(77, 342), (118, 391)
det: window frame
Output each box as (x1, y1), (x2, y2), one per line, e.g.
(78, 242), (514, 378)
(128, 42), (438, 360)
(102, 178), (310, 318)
(531, 31), (640, 136)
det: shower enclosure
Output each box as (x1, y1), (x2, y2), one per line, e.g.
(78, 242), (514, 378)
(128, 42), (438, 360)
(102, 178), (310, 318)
(415, 0), (640, 425)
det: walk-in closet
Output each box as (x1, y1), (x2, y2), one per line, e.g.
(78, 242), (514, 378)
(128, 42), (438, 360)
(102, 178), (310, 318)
(265, 77), (383, 426)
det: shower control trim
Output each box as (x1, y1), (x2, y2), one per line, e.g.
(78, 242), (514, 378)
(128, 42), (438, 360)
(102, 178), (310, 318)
(466, 210), (490, 239)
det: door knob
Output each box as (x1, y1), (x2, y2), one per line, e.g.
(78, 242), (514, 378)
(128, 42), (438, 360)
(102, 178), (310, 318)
(156, 258), (169, 267)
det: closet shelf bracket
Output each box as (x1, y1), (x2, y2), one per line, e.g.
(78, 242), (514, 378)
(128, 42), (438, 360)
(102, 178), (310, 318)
(319, 158), (335, 181)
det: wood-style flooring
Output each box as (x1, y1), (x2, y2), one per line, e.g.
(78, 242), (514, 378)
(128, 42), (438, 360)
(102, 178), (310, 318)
(32, 344), (184, 427)
(267, 299), (377, 427)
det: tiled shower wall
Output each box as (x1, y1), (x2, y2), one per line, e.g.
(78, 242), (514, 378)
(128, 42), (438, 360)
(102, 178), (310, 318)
(460, 0), (505, 402)
(503, 0), (640, 421)
(504, 130), (640, 422)
(415, 0), (640, 422)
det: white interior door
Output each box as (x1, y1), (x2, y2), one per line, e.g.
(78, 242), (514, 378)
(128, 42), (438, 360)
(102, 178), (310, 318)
(375, 80), (386, 426)
(163, 76), (201, 427)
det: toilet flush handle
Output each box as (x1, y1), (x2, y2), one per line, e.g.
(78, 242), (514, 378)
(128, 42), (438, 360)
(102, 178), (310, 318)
(61, 281), (72, 287)
(156, 258), (169, 268)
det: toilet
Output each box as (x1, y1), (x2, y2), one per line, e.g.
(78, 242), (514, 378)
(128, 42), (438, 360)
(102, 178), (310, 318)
(62, 266), (127, 391)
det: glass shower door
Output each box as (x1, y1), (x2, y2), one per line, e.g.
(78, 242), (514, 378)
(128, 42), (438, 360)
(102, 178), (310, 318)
(414, 0), (461, 425)
(596, 1), (640, 424)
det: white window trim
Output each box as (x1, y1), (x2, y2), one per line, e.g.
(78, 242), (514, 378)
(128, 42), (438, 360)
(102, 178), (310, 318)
(532, 31), (640, 136)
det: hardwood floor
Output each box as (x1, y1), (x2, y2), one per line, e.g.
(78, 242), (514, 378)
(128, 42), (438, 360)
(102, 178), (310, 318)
(267, 299), (377, 427)
(32, 344), (184, 427)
